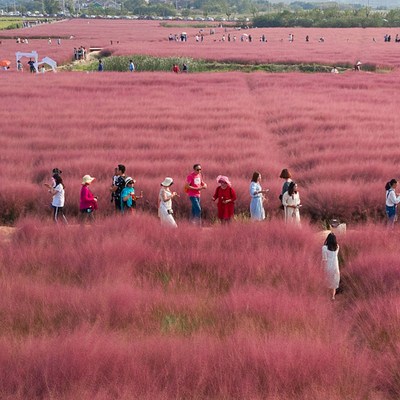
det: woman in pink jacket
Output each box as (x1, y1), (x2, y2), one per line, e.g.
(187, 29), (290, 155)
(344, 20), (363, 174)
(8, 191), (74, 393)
(80, 175), (98, 217)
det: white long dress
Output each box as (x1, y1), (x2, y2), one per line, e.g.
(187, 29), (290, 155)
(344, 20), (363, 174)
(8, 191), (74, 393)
(322, 245), (340, 289)
(158, 188), (177, 228)
(249, 182), (265, 221)
(282, 191), (301, 224)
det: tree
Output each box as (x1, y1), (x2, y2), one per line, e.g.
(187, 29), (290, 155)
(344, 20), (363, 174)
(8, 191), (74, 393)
(43, 0), (60, 14)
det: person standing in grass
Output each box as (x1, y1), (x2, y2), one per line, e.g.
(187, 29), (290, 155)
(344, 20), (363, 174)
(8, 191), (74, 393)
(385, 179), (400, 227)
(80, 175), (98, 218)
(44, 174), (68, 224)
(212, 175), (236, 223)
(249, 171), (269, 221)
(158, 177), (178, 228)
(282, 181), (301, 224)
(185, 164), (207, 225)
(121, 176), (143, 214)
(279, 168), (292, 206)
(98, 59), (104, 72)
(322, 232), (340, 301)
(110, 164), (126, 212)
(129, 60), (135, 72)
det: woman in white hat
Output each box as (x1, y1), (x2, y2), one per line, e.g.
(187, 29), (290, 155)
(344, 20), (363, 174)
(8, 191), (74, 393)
(121, 176), (143, 214)
(158, 177), (178, 228)
(80, 175), (98, 217)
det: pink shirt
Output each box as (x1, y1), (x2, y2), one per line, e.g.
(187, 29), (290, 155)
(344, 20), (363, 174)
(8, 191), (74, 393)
(186, 172), (204, 198)
(80, 185), (98, 210)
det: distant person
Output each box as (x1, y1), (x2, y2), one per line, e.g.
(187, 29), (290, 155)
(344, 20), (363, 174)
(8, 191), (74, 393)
(27, 58), (35, 73)
(172, 64), (180, 73)
(322, 233), (340, 301)
(249, 171), (269, 221)
(385, 179), (400, 227)
(354, 61), (362, 71)
(17, 60), (23, 72)
(158, 177), (178, 228)
(98, 59), (104, 72)
(182, 63), (188, 73)
(331, 66), (339, 74)
(185, 163), (207, 225)
(279, 168), (292, 205)
(110, 164), (126, 212)
(212, 175), (237, 223)
(282, 181), (301, 224)
(129, 59), (135, 72)
(80, 175), (98, 218)
(44, 174), (68, 223)
(305, 35), (309, 42)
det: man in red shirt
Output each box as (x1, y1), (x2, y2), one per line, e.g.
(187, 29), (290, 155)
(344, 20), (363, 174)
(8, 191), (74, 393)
(186, 164), (207, 224)
(172, 64), (180, 73)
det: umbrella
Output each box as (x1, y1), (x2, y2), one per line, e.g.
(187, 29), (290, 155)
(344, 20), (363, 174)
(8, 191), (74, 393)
(0, 60), (11, 67)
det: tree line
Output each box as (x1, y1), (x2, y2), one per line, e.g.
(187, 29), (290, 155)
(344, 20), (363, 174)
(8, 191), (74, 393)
(253, 8), (400, 28)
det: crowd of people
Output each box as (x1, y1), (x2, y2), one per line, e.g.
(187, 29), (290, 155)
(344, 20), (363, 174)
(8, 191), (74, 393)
(44, 164), (349, 300)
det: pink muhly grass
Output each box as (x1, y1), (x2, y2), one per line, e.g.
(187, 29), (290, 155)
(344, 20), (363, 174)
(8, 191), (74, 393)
(2, 71), (400, 223)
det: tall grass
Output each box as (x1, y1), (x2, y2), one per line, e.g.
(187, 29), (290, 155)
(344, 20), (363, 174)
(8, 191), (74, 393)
(1, 70), (400, 223)
(3, 217), (398, 398)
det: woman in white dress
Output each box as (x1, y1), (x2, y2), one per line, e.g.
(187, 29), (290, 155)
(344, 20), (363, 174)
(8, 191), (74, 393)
(249, 171), (269, 221)
(282, 181), (301, 224)
(322, 233), (340, 300)
(158, 177), (178, 228)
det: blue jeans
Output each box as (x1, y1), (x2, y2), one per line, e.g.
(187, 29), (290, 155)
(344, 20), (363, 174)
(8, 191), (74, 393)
(190, 196), (201, 221)
(386, 205), (397, 226)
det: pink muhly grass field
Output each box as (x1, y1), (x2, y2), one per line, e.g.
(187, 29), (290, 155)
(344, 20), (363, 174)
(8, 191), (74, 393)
(1, 69), (400, 223)
(2, 216), (397, 399)
(1, 20), (400, 67)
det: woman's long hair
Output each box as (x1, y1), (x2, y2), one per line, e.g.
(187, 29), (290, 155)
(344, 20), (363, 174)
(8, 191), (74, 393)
(324, 233), (338, 251)
(385, 179), (397, 191)
(287, 181), (297, 196)
(53, 174), (64, 189)
(251, 171), (260, 183)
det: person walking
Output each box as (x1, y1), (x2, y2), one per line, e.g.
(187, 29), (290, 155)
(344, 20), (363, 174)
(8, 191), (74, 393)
(129, 60), (135, 72)
(44, 174), (68, 223)
(158, 177), (178, 228)
(249, 171), (269, 221)
(282, 181), (301, 224)
(98, 59), (104, 72)
(212, 175), (236, 223)
(80, 175), (98, 218)
(185, 164), (207, 225)
(322, 233), (340, 300)
(385, 179), (400, 227)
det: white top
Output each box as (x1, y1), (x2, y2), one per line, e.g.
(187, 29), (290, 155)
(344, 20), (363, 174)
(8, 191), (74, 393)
(282, 191), (301, 224)
(322, 245), (340, 289)
(386, 189), (400, 207)
(52, 183), (65, 207)
(159, 187), (172, 211)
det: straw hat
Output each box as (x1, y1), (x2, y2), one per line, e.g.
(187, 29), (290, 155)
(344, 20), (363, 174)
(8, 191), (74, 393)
(82, 175), (95, 185)
(161, 177), (173, 187)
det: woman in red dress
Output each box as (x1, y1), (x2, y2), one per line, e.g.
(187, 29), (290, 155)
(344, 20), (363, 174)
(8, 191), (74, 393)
(212, 175), (237, 223)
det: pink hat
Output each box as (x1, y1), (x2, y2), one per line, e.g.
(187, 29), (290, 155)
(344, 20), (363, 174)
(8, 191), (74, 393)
(216, 175), (231, 186)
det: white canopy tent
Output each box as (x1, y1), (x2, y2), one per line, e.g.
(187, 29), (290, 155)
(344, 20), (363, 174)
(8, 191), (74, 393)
(15, 51), (57, 72)
(37, 56), (57, 72)
(16, 51), (38, 72)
